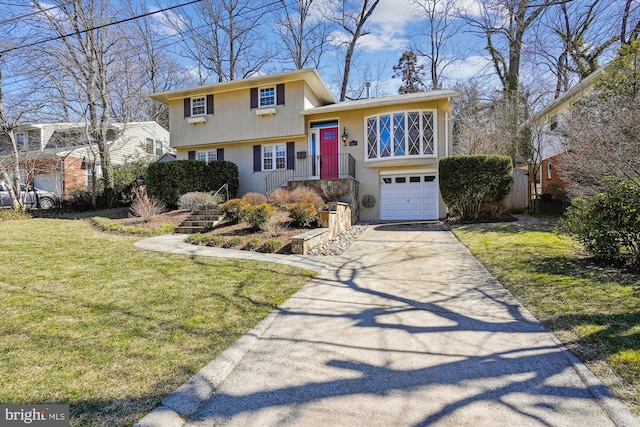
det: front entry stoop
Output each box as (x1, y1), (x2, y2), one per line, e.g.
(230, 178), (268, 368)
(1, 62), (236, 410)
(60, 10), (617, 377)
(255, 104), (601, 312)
(175, 206), (224, 234)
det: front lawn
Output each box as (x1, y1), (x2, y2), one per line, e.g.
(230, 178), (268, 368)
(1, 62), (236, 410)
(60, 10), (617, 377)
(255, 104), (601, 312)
(452, 218), (640, 415)
(0, 218), (315, 426)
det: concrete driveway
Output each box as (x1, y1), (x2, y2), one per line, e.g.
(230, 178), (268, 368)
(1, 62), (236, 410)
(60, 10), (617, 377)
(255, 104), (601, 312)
(137, 223), (638, 427)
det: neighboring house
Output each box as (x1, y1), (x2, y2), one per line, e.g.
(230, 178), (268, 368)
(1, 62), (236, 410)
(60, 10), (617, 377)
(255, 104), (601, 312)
(530, 66), (607, 201)
(151, 69), (458, 222)
(0, 121), (171, 195)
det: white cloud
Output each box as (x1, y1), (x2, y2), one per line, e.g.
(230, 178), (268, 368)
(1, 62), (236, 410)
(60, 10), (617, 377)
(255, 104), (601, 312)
(150, 7), (185, 37)
(444, 55), (493, 80)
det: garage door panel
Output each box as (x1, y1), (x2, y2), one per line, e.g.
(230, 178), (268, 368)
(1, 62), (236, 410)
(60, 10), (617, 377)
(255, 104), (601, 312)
(380, 174), (438, 221)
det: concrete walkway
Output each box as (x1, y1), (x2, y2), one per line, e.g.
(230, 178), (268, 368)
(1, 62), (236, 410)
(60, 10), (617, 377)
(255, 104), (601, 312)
(135, 224), (639, 427)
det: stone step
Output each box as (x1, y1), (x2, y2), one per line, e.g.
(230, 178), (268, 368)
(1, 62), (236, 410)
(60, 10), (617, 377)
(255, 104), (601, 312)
(175, 211), (225, 234)
(184, 214), (223, 221)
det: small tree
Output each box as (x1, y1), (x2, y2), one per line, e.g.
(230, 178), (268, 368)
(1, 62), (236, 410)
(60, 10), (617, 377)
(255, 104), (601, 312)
(392, 50), (427, 94)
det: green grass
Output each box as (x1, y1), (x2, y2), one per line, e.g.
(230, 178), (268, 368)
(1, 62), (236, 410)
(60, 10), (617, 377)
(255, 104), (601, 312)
(452, 219), (640, 414)
(0, 218), (316, 426)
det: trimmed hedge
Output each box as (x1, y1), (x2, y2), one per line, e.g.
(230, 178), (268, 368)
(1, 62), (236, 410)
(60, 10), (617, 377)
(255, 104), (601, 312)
(146, 160), (239, 207)
(439, 155), (513, 220)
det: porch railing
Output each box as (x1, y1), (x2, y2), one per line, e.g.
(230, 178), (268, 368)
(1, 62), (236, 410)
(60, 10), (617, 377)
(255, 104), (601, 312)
(265, 153), (356, 193)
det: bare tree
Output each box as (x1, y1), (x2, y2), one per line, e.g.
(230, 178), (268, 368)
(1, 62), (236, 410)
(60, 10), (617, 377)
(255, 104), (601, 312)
(410, 0), (459, 90)
(274, 0), (332, 70)
(621, 0), (640, 44)
(32, 0), (119, 206)
(327, 0), (381, 102)
(168, 0), (272, 82)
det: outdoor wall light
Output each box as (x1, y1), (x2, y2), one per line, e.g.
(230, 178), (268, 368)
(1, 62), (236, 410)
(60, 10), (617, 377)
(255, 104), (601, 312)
(342, 127), (349, 145)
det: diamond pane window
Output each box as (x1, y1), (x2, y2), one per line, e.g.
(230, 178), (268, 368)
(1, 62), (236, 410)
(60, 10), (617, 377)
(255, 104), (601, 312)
(380, 114), (391, 157)
(408, 112), (420, 155)
(422, 111), (434, 155)
(393, 113), (405, 156)
(367, 117), (377, 159)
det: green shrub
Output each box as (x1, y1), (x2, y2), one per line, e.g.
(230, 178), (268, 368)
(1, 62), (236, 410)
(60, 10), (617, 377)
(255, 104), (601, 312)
(146, 160), (238, 207)
(439, 155), (513, 220)
(287, 201), (317, 227)
(244, 237), (262, 251)
(243, 203), (276, 231)
(561, 177), (640, 269)
(219, 198), (250, 224)
(223, 236), (243, 248)
(261, 239), (281, 253)
(210, 235), (225, 246)
(242, 192), (268, 205)
(289, 186), (325, 209)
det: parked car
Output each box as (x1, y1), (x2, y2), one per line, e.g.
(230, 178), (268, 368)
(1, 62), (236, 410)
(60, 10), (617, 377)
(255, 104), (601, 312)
(0, 183), (59, 209)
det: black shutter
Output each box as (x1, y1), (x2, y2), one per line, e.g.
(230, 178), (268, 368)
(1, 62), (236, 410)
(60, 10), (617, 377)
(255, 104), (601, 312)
(206, 94), (214, 115)
(286, 141), (294, 170)
(250, 88), (258, 109)
(216, 148), (224, 161)
(253, 145), (261, 171)
(184, 98), (191, 118)
(188, 150), (196, 160)
(277, 83), (285, 105)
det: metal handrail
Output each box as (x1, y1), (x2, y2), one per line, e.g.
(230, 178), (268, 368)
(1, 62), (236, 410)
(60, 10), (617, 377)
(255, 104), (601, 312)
(211, 183), (229, 204)
(265, 153), (356, 193)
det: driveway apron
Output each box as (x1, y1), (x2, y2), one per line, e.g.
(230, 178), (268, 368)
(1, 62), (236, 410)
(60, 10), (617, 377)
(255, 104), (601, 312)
(137, 223), (637, 427)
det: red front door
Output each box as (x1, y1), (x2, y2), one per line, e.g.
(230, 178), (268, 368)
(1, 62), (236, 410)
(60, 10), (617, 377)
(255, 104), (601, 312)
(320, 127), (339, 179)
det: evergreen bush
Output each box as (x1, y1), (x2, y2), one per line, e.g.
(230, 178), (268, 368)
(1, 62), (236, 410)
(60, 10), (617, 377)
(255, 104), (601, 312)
(439, 155), (513, 220)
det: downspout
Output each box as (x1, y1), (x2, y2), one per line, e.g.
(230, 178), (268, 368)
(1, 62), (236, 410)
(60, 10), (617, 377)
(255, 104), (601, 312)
(445, 97), (450, 157)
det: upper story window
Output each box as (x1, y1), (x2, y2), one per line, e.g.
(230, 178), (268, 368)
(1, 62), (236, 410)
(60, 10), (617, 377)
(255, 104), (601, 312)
(262, 143), (286, 170)
(155, 140), (163, 156)
(191, 97), (206, 116)
(145, 137), (154, 154)
(549, 114), (558, 131)
(366, 111), (436, 161)
(259, 86), (276, 107)
(15, 132), (28, 149)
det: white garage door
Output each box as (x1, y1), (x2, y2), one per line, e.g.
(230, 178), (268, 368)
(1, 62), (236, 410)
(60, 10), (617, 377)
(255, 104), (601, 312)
(380, 174), (439, 220)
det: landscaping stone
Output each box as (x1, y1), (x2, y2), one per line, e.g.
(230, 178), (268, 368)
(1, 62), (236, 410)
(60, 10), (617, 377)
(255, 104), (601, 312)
(308, 224), (369, 256)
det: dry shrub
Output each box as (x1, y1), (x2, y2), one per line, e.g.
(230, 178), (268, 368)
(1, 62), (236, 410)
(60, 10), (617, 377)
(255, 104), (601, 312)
(289, 186), (324, 210)
(178, 192), (217, 211)
(267, 188), (291, 206)
(242, 192), (268, 205)
(130, 187), (166, 222)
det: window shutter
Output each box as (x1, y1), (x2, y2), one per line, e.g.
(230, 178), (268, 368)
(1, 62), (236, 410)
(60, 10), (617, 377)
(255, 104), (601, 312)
(184, 98), (191, 118)
(206, 94), (214, 115)
(250, 88), (258, 109)
(216, 148), (224, 161)
(286, 141), (294, 170)
(277, 83), (285, 105)
(253, 145), (261, 171)
(188, 150), (196, 160)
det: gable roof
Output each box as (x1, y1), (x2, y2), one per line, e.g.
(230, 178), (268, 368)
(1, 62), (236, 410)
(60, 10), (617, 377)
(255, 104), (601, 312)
(301, 90), (459, 115)
(150, 69), (336, 105)
(532, 64), (608, 123)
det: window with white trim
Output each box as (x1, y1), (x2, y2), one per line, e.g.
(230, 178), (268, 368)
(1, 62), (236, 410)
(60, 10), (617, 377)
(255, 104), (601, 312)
(366, 111), (436, 161)
(262, 143), (286, 170)
(259, 86), (276, 107)
(196, 150), (217, 163)
(191, 96), (206, 116)
(15, 132), (28, 149)
(547, 162), (552, 180)
(155, 140), (163, 156)
(145, 137), (154, 154)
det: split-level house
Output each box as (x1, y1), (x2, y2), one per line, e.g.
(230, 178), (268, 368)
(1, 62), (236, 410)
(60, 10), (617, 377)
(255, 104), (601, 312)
(0, 121), (171, 195)
(151, 69), (458, 222)
(530, 66), (607, 201)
